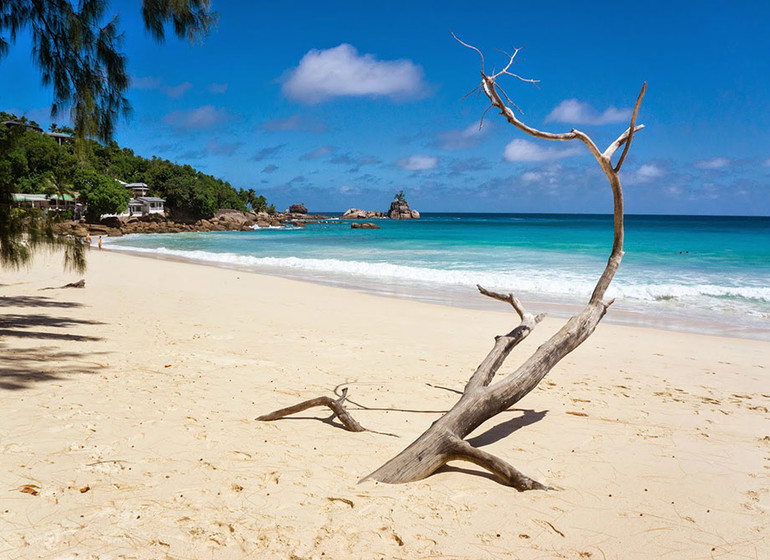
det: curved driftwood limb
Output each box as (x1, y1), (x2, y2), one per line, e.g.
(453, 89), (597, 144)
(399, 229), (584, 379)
(446, 436), (550, 491)
(613, 82), (647, 172)
(261, 37), (645, 490)
(257, 388), (366, 432)
(363, 38), (646, 489)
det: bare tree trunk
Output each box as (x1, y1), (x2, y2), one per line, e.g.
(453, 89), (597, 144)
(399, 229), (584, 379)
(260, 38), (647, 491)
(364, 41), (647, 490)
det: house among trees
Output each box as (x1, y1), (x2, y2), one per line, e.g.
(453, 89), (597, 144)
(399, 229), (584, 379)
(117, 180), (165, 218)
(2, 120), (72, 145)
(12, 193), (79, 212)
(118, 180), (149, 197)
(127, 196), (165, 217)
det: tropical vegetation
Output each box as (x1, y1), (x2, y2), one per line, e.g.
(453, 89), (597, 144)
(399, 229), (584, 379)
(0, 0), (219, 271)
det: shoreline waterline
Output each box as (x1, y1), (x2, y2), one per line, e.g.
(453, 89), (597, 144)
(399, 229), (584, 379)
(102, 242), (770, 341)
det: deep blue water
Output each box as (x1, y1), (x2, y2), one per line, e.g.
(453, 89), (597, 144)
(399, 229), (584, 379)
(105, 213), (770, 339)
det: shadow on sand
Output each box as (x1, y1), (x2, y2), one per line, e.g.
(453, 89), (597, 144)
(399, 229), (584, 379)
(0, 345), (108, 390)
(0, 313), (103, 342)
(432, 408), (549, 486)
(0, 295), (85, 309)
(0, 295), (106, 390)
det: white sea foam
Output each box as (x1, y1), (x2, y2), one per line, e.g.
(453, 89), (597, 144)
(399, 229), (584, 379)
(106, 245), (770, 308)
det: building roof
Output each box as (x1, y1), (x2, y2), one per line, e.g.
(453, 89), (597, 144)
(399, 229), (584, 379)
(2, 120), (43, 133)
(137, 197), (165, 203)
(13, 193), (48, 202)
(13, 193), (77, 202)
(118, 180), (148, 188)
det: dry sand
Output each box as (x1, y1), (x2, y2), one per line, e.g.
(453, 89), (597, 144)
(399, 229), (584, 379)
(1, 249), (768, 559)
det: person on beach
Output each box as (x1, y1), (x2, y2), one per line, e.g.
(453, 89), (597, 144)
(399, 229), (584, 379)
(98, 236), (102, 250)
(85, 234), (92, 246)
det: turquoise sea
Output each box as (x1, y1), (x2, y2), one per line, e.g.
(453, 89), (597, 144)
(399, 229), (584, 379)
(104, 213), (770, 340)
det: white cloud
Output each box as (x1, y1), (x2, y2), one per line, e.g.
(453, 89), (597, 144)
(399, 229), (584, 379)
(208, 82), (229, 94)
(282, 44), (426, 104)
(436, 121), (487, 150)
(132, 76), (192, 99)
(339, 184), (360, 195)
(545, 99), (631, 125)
(251, 144), (285, 162)
(503, 139), (582, 162)
(204, 139), (241, 156)
(518, 164), (565, 191)
(397, 155), (438, 171)
(132, 76), (162, 90)
(622, 162), (666, 185)
(165, 82), (193, 99)
(695, 157), (730, 169)
(521, 170), (545, 183)
(259, 114), (326, 133)
(637, 163), (664, 179)
(300, 145), (335, 160)
(162, 106), (230, 130)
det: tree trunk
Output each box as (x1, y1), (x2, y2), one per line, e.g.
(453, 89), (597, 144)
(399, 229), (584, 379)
(362, 43), (646, 489)
(259, 38), (647, 490)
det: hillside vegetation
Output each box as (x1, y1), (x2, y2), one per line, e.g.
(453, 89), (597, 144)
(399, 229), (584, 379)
(1, 113), (273, 222)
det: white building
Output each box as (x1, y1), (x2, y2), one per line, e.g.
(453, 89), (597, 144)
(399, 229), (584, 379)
(129, 196), (165, 216)
(118, 180), (149, 197)
(102, 183), (165, 219)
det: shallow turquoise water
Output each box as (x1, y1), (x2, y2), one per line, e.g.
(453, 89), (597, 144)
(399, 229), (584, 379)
(106, 213), (770, 339)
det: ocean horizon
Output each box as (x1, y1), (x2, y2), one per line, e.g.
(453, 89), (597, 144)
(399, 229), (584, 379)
(104, 212), (770, 341)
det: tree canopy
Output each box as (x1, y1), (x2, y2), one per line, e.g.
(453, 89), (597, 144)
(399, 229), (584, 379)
(1, 112), (272, 221)
(0, 0), (216, 142)
(0, 0), (216, 270)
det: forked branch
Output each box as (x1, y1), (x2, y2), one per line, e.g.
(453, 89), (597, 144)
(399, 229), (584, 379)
(259, 37), (646, 491)
(364, 38), (645, 489)
(257, 388), (365, 432)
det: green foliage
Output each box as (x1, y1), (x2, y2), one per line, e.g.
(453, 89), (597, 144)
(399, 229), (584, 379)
(0, 0), (217, 144)
(75, 168), (130, 222)
(0, 113), (270, 226)
(237, 188), (268, 213)
(0, 0), (216, 270)
(394, 190), (406, 202)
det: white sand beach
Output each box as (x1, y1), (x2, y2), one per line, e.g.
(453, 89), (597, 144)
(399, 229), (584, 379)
(1, 249), (768, 559)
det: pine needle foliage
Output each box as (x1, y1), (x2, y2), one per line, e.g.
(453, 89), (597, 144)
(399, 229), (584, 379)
(0, 0), (216, 270)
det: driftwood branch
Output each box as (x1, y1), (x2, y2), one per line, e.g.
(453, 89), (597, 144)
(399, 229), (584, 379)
(259, 37), (646, 491)
(447, 436), (549, 490)
(40, 279), (86, 290)
(613, 82), (647, 172)
(257, 388), (365, 432)
(363, 38), (646, 489)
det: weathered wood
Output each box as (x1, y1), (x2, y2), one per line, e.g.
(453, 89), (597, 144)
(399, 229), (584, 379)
(40, 279), (85, 290)
(257, 388), (365, 432)
(362, 41), (647, 489)
(259, 39), (646, 490)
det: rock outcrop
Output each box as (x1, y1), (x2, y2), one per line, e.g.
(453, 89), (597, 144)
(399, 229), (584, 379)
(387, 200), (420, 220)
(350, 222), (381, 229)
(289, 203), (308, 214)
(52, 209), (332, 238)
(341, 208), (386, 219)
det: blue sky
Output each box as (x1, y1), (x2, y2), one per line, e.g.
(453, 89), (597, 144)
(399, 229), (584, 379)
(3, 1), (770, 215)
